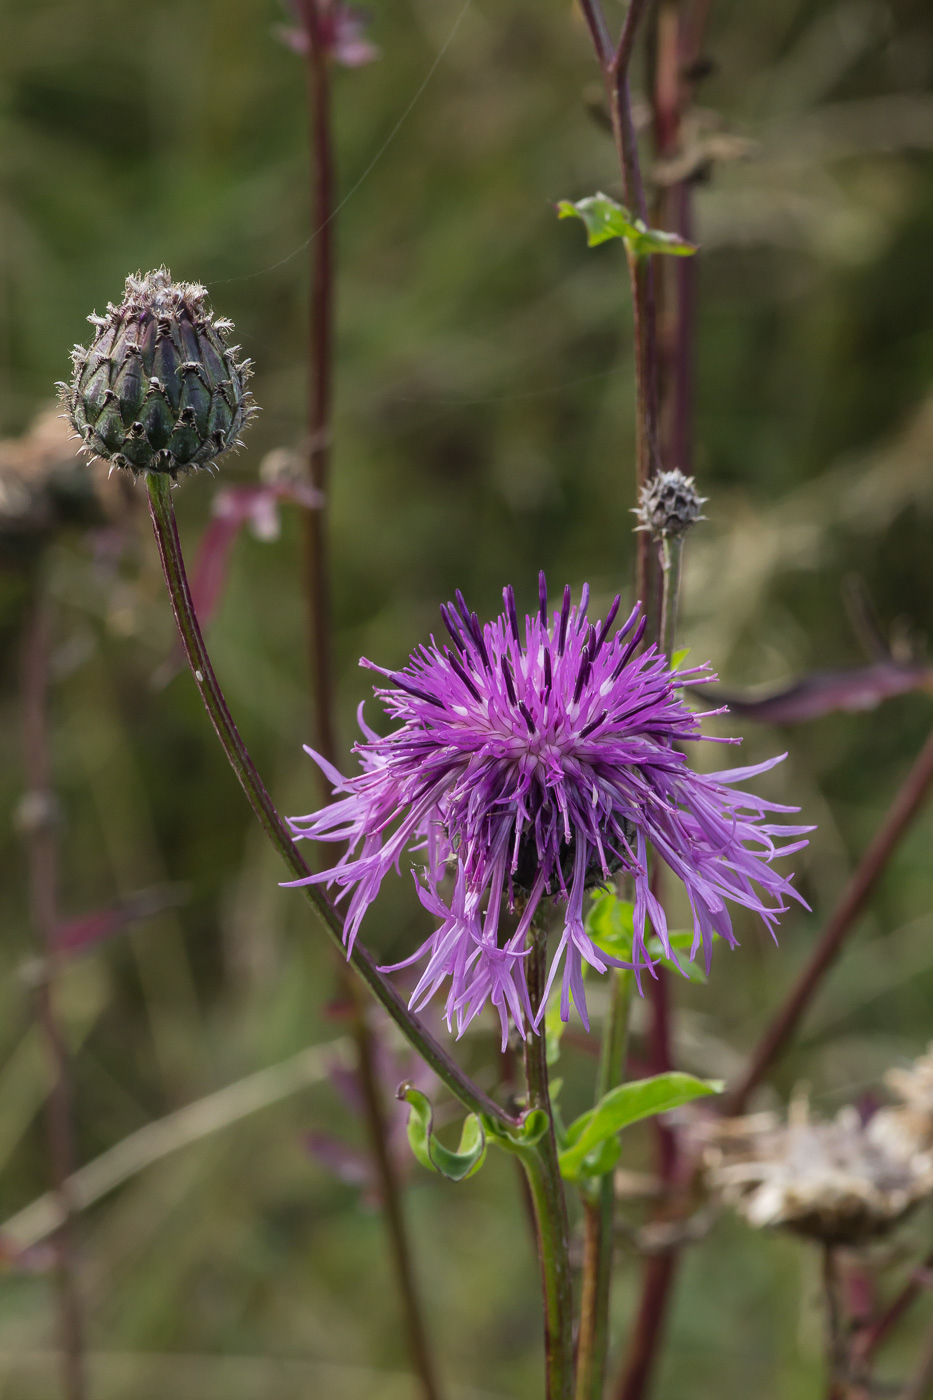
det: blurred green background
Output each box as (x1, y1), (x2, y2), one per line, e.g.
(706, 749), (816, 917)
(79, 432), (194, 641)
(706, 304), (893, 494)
(2, 0), (933, 1396)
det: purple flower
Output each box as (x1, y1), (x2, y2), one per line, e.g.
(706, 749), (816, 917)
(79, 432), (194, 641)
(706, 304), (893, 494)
(274, 2), (380, 67)
(285, 577), (810, 1046)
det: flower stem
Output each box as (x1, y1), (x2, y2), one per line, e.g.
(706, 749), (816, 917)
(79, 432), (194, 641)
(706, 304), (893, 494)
(901, 1324), (933, 1400)
(299, 0), (337, 774)
(575, 971), (632, 1400)
(577, 6), (714, 1394)
(726, 722), (933, 1114)
(578, 0), (661, 608)
(20, 590), (87, 1400)
(658, 536), (683, 663)
(853, 1245), (933, 1364)
(144, 470), (518, 1132)
(822, 1246), (848, 1400)
(522, 926), (574, 1400)
(614, 1253), (679, 1400)
(349, 1004), (442, 1400)
(297, 13), (441, 1396)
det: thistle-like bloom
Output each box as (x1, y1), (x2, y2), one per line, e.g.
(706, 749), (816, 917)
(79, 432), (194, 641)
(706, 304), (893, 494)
(286, 578), (809, 1046)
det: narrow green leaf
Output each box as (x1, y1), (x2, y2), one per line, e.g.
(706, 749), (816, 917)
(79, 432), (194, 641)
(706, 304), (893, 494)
(400, 1085), (487, 1182)
(557, 192), (697, 258)
(558, 1072), (721, 1181)
(671, 647), (691, 669)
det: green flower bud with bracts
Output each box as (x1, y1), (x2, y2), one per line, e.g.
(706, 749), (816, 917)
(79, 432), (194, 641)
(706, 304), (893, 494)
(60, 268), (256, 478)
(633, 468), (707, 541)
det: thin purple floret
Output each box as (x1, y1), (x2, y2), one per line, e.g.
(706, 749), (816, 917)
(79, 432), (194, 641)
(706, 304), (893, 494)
(284, 581), (811, 1047)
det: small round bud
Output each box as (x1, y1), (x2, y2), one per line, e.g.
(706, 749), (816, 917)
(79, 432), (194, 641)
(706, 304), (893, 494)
(633, 469), (707, 540)
(60, 269), (256, 477)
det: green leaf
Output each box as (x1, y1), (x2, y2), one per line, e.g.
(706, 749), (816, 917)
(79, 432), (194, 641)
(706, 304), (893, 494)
(558, 1072), (722, 1181)
(557, 193), (697, 258)
(646, 932), (708, 984)
(400, 1085), (487, 1182)
(545, 998), (569, 1065)
(557, 193), (633, 247)
(585, 891), (634, 960)
(629, 223), (697, 258)
(482, 1108), (550, 1158)
(671, 647), (691, 669)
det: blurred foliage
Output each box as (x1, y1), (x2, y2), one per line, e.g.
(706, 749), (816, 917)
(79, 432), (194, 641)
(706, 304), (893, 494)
(1, 0), (933, 1396)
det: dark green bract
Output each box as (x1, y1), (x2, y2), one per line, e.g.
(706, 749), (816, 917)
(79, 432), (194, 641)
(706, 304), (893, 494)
(61, 268), (255, 477)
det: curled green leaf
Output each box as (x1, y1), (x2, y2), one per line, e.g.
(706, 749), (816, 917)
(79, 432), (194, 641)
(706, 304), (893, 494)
(558, 1071), (722, 1181)
(482, 1108), (550, 1158)
(557, 192), (697, 259)
(399, 1084), (487, 1182)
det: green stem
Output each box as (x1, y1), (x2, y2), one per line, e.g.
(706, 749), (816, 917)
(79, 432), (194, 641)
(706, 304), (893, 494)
(575, 971), (633, 1400)
(144, 470), (518, 1132)
(522, 925), (575, 1400)
(658, 535), (683, 662)
(597, 970), (633, 1103)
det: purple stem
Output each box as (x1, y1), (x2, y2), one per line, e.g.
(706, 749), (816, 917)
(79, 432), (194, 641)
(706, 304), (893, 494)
(823, 1246), (848, 1400)
(299, 0), (337, 774)
(614, 1252), (678, 1400)
(584, 3), (709, 1395)
(727, 723), (933, 1114)
(576, 6), (679, 1400)
(578, 0), (662, 611)
(296, 10), (441, 1397)
(20, 592), (87, 1400)
(854, 1248), (933, 1364)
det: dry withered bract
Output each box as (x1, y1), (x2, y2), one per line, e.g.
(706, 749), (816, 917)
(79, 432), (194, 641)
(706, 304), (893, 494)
(696, 1047), (933, 1246)
(61, 268), (255, 478)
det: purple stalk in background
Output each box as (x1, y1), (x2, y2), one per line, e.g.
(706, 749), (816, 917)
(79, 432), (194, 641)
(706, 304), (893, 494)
(276, 11), (441, 1396)
(286, 576), (810, 1045)
(19, 593), (86, 1400)
(614, 4), (716, 1392)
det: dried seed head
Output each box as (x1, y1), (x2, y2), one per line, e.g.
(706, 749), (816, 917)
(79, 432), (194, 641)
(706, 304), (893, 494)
(693, 1053), (933, 1246)
(0, 406), (126, 555)
(60, 268), (256, 478)
(633, 469), (706, 541)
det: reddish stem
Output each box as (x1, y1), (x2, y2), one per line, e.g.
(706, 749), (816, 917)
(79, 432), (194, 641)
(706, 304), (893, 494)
(614, 1253), (678, 1400)
(854, 1248), (933, 1364)
(606, 4), (710, 1394)
(578, 0), (662, 610)
(727, 724), (933, 1114)
(301, 0), (338, 775)
(296, 11), (442, 1397)
(21, 593), (87, 1400)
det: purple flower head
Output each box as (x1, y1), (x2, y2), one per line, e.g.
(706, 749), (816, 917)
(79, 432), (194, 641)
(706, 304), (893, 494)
(285, 577), (810, 1047)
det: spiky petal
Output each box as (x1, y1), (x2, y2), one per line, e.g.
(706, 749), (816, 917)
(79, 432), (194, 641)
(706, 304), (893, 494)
(285, 578), (811, 1046)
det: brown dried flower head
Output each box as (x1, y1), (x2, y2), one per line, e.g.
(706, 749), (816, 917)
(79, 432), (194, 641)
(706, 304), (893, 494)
(695, 1049), (933, 1246)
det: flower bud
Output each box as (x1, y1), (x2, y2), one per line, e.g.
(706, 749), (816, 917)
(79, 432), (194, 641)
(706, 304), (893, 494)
(60, 269), (255, 477)
(634, 469), (706, 540)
